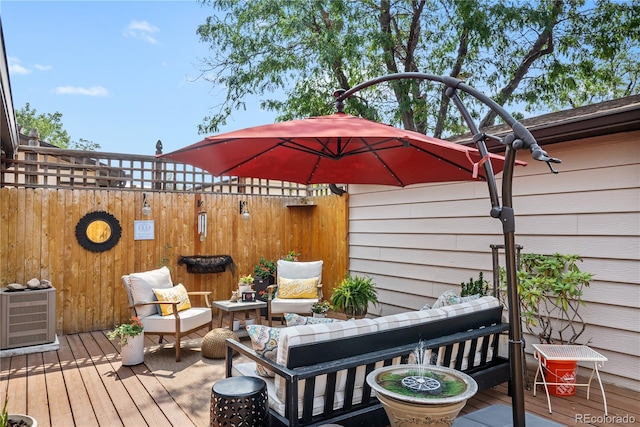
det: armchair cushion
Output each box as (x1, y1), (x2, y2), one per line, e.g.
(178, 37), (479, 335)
(270, 298), (319, 315)
(269, 260), (324, 325)
(153, 283), (192, 315)
(277, 277), (319, 299)
(277, 260), (323, 282)
(128, 266), (173, 318)
(140, 307), (212, 333)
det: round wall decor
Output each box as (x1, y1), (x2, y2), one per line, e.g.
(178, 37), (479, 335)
(75, 211), (122, 252)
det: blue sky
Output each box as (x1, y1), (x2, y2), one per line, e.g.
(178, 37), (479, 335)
(1, 0), (278, 155)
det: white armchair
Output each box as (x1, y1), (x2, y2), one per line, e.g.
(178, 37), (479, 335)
(121, 266), (212, 361)
(267, 260), (323, 326)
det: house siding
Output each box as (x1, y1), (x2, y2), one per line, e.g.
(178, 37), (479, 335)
(348, 131), (640, 391)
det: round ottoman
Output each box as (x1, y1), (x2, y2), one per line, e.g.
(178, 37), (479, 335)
(202, 328), (239, 359)
(210, 376), (268, 427)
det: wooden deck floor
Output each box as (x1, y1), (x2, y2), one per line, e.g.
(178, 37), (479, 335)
(1, 329), (638, 427)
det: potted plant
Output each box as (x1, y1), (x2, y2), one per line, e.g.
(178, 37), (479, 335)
(238, 274), (254, 294)
(311, 300), (331, 318)
(239, 274), (254, 286)
(330, 275), (379, 318)
(503, 253), (594, 345)
(253, 257), (276, 291)
(500, 253), (594, 396)
(460, 272), (489, 297)
(107, 317), (145, 365)
(1, 397), (37, 427)
(281, 251), (300, 262)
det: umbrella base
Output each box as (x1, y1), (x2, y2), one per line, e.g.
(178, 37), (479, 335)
(453, 404), (564, 426)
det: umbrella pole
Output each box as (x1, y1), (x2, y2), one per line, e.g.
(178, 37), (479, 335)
(337, 73), (562, 426)
(501, 146), (527, 427)
(446, 90), (526, 426)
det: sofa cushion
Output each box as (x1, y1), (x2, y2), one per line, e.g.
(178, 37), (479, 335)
(128, 266), (173, 318)
(373, 307), (448, 331)
(284, 313), (343, 326)
(439, 295), (500, 317)
(275, 318), (378, 403)
(232, 362), (348, 419)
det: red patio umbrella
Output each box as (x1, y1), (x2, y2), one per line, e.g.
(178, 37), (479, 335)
(162, 71), (554, 426)
(161, 112), (525, 186)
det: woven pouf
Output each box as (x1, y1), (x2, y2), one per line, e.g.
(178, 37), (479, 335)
(210, 376), (268, 427)
(202, 328), (239, 359)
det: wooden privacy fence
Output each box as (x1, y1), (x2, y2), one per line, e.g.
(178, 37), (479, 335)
(0, 187), (349, 334)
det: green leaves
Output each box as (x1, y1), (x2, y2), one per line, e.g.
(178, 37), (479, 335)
(500, 252), (594, 345)
(460, 272), (489, 297)
(197, 0), (638, 135)
(0, 396), (7, 427)
(330, 274), (379, 317)
(16, 103), (71, 147)
(16, 103), (100, 150)
(253, 257), (276, 279)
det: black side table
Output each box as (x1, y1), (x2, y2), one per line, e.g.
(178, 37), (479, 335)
(211, 376), (269, 426)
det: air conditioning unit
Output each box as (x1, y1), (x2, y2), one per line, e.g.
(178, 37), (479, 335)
(1, 287), (56, 350)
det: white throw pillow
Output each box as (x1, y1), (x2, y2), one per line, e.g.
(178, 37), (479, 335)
(128, 266), (173, 318)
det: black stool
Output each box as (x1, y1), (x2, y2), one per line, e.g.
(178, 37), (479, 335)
(211, 376), (268, 426)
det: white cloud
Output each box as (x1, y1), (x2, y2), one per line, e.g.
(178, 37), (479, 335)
(8, 57), (31, 75)
(55, 86), (109, 97)
(124, 20), (159, 44)
(34, 64), (52, 71)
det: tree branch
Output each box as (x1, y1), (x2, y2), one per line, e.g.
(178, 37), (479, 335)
(480, 0), (563, 128)
(433, 28), (469, 138)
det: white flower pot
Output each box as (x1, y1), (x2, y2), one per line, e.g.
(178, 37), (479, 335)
(239, 285), (252, 294)
(7, 414), (37, 426)
(313, 313), (326, 318)
(121, 333), (144, 365)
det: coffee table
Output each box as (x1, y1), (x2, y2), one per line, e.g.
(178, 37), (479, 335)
(211, 299), (267, 338)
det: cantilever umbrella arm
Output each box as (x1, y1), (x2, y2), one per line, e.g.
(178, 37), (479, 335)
(336, 72), (562, 427)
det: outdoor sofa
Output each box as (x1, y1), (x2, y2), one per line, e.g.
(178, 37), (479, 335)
(225, 296), (510, 427)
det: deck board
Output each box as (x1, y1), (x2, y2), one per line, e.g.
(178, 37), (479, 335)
(90, 331), (181, 427)
(25, 352), (50, 426)
(67, 334), (123, 426)
(42, 347), (74, 427)
(57, 335), (100, 427)
(79, 331), (144, 427)
(6, 354), (27, 415)
(1, 330), (638, 427)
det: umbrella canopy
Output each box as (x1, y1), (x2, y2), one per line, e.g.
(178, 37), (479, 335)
(161, 113), (525, 186)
